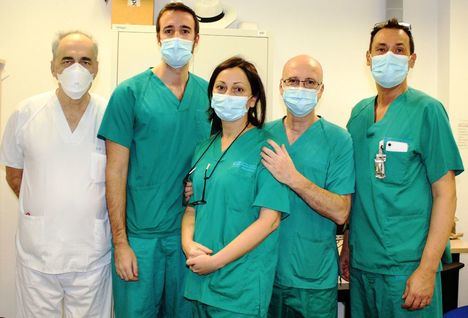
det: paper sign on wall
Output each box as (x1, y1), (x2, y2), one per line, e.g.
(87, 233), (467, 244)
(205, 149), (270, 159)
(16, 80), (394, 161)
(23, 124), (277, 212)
(112, 0), (153, 25)
(128, 0), (141, 7)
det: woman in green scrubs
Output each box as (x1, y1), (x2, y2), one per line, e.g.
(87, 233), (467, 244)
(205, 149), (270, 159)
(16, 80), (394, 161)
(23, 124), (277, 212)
(181, 57), (290, 318)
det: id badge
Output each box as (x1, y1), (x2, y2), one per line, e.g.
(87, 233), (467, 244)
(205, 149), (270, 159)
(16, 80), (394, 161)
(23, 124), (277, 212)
(374, 142), (386, 179)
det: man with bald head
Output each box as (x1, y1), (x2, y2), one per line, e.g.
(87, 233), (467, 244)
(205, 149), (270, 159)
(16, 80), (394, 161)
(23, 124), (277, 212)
(261, 55), (355, 317)
(0, 31), (111, 317)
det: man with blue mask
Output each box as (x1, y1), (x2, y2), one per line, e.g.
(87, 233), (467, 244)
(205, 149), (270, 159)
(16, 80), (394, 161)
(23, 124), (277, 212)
(261, 55), (355, 318)
(341, 18), (464, 318)
(0, 31), (111, 317)
(98, 2), (210, 317)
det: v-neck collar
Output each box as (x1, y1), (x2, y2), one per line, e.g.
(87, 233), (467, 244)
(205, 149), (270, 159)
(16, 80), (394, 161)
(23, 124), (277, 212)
(281, 116), (322, 148)
(52, 94), (94, 144)
(150, 69), (194, 111)
(366, 89), (408, 137)
(216, 126), (257, 154)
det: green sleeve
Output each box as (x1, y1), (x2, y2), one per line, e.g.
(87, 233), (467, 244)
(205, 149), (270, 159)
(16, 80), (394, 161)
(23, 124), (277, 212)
(98, 84), (136, 149)
(420, 102), (464, 184)
(326, 132), (355, 195)
(253, 165), (290, 217)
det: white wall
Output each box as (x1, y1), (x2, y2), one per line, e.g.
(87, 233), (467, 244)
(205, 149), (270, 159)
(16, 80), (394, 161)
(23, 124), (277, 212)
(403, 0), (439, 96)
(0, 0), (466, 316)
(0, 0), (114, 131)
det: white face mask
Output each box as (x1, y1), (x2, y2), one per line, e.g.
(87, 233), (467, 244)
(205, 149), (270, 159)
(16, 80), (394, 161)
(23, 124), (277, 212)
(211, 93), (249, 122)
(57, 63), (94, 100)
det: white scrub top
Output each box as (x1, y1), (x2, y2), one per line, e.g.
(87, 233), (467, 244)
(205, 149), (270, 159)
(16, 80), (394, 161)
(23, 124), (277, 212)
(0, 91), (111, 274)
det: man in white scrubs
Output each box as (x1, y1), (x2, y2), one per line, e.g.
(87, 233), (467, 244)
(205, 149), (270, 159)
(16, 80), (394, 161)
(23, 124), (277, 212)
(0, 31), (111, 318)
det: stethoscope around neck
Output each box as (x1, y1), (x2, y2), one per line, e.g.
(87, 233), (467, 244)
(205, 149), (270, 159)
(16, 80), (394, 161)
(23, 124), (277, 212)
(183, 121), (249, 206)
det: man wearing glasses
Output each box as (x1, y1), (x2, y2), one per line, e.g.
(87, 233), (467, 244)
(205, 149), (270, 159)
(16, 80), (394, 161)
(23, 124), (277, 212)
(341, 18), (463, 317)
(261, 54), (355, 317)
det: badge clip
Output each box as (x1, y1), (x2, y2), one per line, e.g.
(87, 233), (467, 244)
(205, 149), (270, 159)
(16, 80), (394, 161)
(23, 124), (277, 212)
(374, 144), (386, 179)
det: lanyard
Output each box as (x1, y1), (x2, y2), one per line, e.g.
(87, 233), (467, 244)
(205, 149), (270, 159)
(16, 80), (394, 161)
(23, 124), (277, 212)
(183, 122), (250, 206)
(185, 121), (250, 181)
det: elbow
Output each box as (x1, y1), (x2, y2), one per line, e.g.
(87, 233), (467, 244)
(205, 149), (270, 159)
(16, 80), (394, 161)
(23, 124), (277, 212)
(5, 176), (20, 196)
(259, 210), (282, 233)
(335, 215), (347, 226)
(334, 196), (351, 225)
(450, 192), (458, 215)
(5, 172), (15, 188)
(5, 175), (12, 188)
(335, 207), (350, 226)
(269, 215), (281, 232)
(271, 219), (280, 232)
(106, 164), (126, 181)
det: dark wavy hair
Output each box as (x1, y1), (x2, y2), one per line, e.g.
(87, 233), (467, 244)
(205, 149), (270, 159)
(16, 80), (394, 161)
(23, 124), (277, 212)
(208, 56), (267, 134)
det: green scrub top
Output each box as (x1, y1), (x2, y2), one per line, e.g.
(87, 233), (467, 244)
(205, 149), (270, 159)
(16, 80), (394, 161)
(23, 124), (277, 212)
(266, 117), (355, 289)
(184, 127), (290, 317)
(347, 87), (464, 275)
(98, 69), (210, 237)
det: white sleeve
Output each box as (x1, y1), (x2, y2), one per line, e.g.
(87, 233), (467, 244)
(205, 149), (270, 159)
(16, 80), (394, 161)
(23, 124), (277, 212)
(0, 110), (24, 169)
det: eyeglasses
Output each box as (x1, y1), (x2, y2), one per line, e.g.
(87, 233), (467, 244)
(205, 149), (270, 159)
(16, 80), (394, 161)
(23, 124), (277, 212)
(182, 132), (220, 206)
(190, 164), (210, 206)
(282, 77), (322, 90)
(373, 20), (412, 31)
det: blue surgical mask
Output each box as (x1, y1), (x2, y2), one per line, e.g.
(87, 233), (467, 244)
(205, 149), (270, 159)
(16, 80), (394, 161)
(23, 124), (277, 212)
(283, 87), (318, 117)
(211, 93), (249, 122)
(160, 38), (193, 69)
(371, 52), (409, 88)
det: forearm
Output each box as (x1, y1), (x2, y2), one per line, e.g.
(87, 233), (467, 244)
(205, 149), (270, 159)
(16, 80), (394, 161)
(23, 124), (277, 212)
(419, 171), (456, 272)
(181, 207), (196, 254)
(213, 209), (280, 268)
(105, 141), (130, 246)
(289, 171), (350, 224)
(5, 167), (23, 197)
(106, 171), (128, 246)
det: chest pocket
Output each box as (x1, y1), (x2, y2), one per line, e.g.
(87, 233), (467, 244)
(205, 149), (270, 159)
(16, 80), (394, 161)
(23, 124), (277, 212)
(225, 162), (256, 212)
(90, 152), (106, 183)
(299, 155), (328, 189)
(381, 140), (412, 185)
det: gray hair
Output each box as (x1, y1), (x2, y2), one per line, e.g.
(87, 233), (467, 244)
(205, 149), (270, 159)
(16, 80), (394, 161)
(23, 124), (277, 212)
(51, 31), (98, 60)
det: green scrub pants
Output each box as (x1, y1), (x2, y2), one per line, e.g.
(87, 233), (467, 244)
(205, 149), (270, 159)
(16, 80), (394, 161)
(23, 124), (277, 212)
(350, 267), (442, 318)
(112, 235), (192, 318)
(192, 301), (262, 318)
(268, 283), (337, 318)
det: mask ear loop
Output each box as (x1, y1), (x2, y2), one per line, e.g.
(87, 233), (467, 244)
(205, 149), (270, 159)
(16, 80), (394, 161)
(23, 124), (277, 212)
(246, 95), (255, 108)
